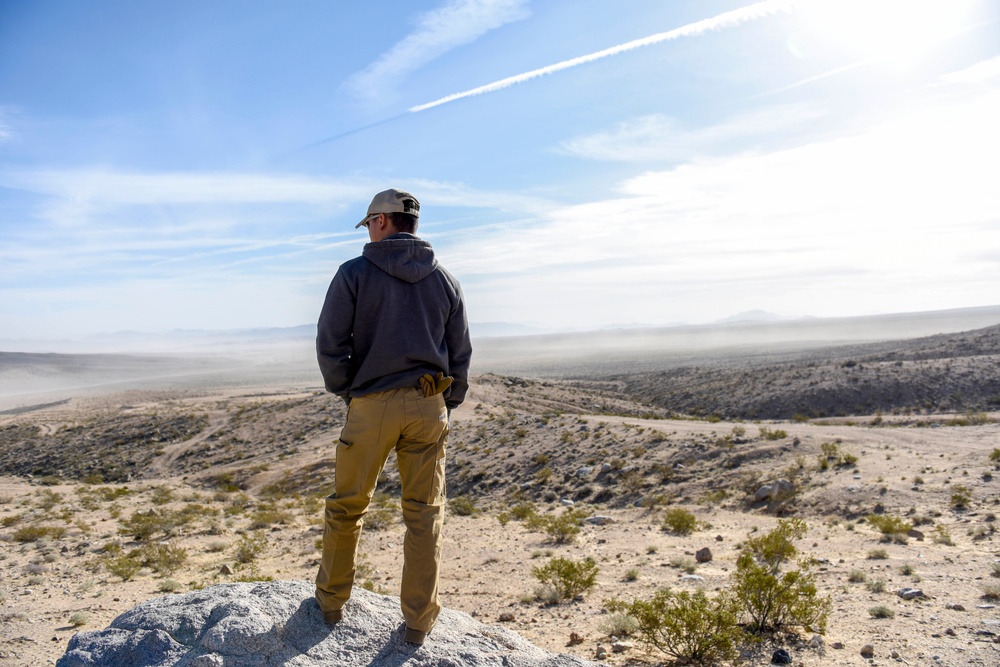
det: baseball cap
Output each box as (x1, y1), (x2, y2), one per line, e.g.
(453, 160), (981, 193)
(355, 189), (420, 228)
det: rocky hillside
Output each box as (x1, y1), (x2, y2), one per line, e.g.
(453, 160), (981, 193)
(614, 324), (1000, 419)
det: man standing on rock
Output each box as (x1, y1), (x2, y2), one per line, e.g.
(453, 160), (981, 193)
(315, 188), (472, 646)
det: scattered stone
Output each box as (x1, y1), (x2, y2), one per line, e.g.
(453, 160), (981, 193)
(907, 528), (925, 540)
(808, 635), (823, 649)
(771, 648), (792, 664)
(753, 480), (793, 501)
(600, 463), (611, 473)
(595, 644), (608, 660)
(898, 587), (925, 600)
(498, 613), (515, 622)
(56, 581), (601, 667)
(945, 604), (966, 611)
(831, 642), (844, 650)
(566, 632), (583, 646)
(679, 575), (704, 582)
(945, 628), (957, 636)
(861, 644), (875, 658)
(584, 515), (614, 526)
(575, 467), (593, 478)
(218, 564), (233, 576)
(977, 604), (996, 609)
(891, 650), (900, 659)
(715, 535), (724, 542)
(611, 641), (633, 653)
(560, 499), (575, 507)
(695, 548), (713, 563)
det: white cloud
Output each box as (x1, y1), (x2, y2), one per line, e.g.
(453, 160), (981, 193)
(345, 0), (530, 102)
(439, 85), (1000, 327)
(409, 0), (795, 112)
(936, 55), (1000, 86)
(560, 105), (825, 162)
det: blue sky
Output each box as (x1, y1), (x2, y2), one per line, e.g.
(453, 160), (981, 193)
(1, 0), (999, 340)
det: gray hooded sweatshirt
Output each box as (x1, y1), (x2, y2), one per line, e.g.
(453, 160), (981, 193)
(316, 233), (472, 409)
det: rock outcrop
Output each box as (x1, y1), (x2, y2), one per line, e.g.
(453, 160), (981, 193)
(57, 580), (601, 667)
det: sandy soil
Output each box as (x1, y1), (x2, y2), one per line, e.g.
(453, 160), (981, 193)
(1, 375), (999, 667)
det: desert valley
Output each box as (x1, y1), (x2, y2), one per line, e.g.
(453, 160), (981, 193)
(2, 310), (1000, 666)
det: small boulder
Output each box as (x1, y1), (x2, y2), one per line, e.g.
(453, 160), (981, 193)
(898, 587), (925, 600)
(860, 644), (875, 658)
(771, 648), (792, 664)
(695, 548), (713, 563)
(219, 564), (233, 576)
(585, 515), (614, 526)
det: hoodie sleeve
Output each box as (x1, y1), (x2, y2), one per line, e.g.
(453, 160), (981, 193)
(316, 266), (356, 403)
(444, 279), (473, 410)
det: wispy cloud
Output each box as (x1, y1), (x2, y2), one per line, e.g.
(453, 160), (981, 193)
(408, 0), (795, 113)
(440, 83), (1000, 326)
(936, 55), (1000, 86)
(345, 0), (530, 103)
(560, 105), (825, 162)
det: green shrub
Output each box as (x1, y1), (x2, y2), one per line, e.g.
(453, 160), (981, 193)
(607, 589), (741, 664)
(847, 570), (867, 583)
(730, 518), (830, 634)
(137, 543), (188, 575)
(510, 502), (537, 520)
(869, 605), (894, 619)
(104, 553), (143, 581)
(597, 612), (640, 638)
(758, 427), (787, 441)
(932, 525), (954, 545)
(951, 484), (973, 509)
(13, 524), (67, 542)
(544, 509), (589, 544)
(531, 556), (599, 601)
(662, 508), (699, 536)
(233, 531), (267, 564)
(449, 496), (479, 517)
(68, 612), (90, 627)
(364, 506), (397, 531)
(866, 579), (886, 593)
(119, 511), (176, 541)
(867, 548), (889, 560)
(866, 514), (912, 543)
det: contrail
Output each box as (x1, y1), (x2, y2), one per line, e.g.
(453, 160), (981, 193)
(409, 0), (797, 113)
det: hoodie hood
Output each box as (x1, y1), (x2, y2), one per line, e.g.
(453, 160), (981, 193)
(362, 233), (438, 284)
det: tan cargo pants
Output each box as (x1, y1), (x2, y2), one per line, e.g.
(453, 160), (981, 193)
(315, 387), (448, 633)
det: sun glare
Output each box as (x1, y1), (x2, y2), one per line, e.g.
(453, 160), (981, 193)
(797, 0), (981, 69)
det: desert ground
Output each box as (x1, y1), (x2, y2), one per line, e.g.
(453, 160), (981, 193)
(2, 323), (1000, 666)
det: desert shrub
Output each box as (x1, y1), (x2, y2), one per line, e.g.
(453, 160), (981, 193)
(983, 584), (1000, 601)
(137, 543), (188, 575)
(607, 589), (742, 664)
(119, 510), (176, 541)
(847, 570), (867, 583)
(950, 484), (973, 510)
(624, 568), (640, 581)
(535, 467), (553, 484)
(989, 448), (1000, 465)
(364, 506), (397, 531)
(68, 612), (90, 627)
(669, 556), (697, 574)
(598, 612), (640, 637)
(544, 509), (589, 544)
(449, 496), (479, 517)
(730, 518), (830, 634)
(249, 505), (293, 529)
(818, 442), (857, 469)
(510, 502), (537, 520)
(158, 579), (184, 593)
(662, 508), (699, 536)
(531, 556), (599, 601)
(991, 563), (1000, 578)
(232, 563), (274, 583)
(932, 525), (954, 545)
(13, 524), (66, 542)
(1, 514), (24, 528)
(866, 514), (912, 543)
(233, 531), (268, 564)
(866, 579), (886, 593)
(868, 605), (894, 619)
(150, 485), (174, 504)
(36, 489), (63, 510)
(104, 553), (143, 581)
(758, 427), (787, 441)
(867, 548), (889, 560)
